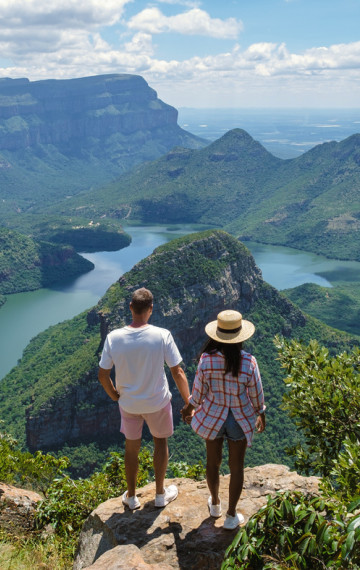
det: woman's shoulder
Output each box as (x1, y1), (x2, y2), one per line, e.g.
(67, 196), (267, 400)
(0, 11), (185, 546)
(241, 350), (257, 366)
(200, 349), (223, 363)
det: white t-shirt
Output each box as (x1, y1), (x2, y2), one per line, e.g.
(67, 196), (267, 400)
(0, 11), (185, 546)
(99, 324), (182, 413)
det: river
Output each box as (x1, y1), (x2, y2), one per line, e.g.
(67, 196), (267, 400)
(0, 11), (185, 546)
(1, 226), (360, 380)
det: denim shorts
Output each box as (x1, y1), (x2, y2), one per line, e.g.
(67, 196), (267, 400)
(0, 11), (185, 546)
(215, 409), (246, 441)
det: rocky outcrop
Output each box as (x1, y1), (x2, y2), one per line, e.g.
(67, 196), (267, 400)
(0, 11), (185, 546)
(74, 465), (320, 570)
(0, 482), (42, 532)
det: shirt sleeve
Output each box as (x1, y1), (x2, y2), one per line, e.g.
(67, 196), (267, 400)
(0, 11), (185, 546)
(164, 332), (182, 368)
(247, 357), (266, 414)
(190, 355), (209, 408)
(99, 335), (114, 370)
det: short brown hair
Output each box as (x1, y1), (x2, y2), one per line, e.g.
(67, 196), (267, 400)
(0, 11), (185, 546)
(130, 288), (153, 314)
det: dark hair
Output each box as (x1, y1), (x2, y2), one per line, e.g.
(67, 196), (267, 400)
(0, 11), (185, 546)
(130, 288), (153, 314)
(201, 338), (243, 377)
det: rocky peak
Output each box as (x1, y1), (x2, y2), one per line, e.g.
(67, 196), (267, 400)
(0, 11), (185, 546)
(94, 230), (263, 361)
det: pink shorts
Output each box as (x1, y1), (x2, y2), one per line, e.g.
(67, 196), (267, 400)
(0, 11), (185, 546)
(119, 400), (173, 440)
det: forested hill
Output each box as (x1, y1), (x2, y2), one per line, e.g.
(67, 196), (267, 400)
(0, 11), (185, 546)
(56, 129), (360, 261)
(0, 230), (356, 476)
(0, 74), (205, 227)
(0, 227), (94, 296)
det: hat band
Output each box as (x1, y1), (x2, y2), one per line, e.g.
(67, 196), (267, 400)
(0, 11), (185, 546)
(217, 325), (242, 334)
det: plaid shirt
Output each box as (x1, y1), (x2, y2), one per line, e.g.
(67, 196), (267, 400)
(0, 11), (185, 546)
(190, 350), (265, 445)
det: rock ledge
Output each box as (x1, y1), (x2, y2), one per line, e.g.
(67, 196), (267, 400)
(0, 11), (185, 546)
(74, 464), (319, 570)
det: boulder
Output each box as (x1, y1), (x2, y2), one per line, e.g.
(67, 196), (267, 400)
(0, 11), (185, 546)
(74, 464), (319, 570)
(0, 482), (42, 531)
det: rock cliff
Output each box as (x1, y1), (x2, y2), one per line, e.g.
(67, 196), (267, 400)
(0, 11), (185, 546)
(74, 465), (320, 570)
(0, 75), (202, 157)
(23, 229), (340, 458)
(0, 74), (205, 225)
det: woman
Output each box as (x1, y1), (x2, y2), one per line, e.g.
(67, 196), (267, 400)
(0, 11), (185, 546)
(182, 309), (266, 530)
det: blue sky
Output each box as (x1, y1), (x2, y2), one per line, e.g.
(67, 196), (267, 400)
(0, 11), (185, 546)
(0, 0), (359, 108)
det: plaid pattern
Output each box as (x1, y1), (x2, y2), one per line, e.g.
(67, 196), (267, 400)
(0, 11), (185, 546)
(190, 350), (265, 445)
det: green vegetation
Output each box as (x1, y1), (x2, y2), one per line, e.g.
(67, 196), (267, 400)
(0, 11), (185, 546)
(0, 311), (100, 442)
(283, 282), (360, 337)
(223, 339), (360, 569)
(0, 421), (204, 568)
(0, 227), (94, 294)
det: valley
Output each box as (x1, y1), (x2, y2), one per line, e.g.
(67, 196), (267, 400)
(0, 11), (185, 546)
(0, 73), (359, 481)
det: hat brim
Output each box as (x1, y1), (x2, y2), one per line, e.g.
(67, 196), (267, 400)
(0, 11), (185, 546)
(205, 319), (255, 344)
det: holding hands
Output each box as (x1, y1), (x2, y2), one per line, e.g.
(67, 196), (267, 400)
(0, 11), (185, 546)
(181, 402), (195, 424)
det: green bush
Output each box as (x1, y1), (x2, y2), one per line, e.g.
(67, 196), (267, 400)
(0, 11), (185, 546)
(222, 338), (360, 569)
(0, 421), (68, 493)
(223, 491), (360, 569)
(36, 449), (152, 537)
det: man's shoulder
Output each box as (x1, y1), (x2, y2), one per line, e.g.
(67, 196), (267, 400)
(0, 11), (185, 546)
(107, 326), (128, 338)
(147, 324), (172, 338)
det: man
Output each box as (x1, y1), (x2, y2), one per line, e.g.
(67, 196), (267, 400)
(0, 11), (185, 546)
(98, 287), (191, 510)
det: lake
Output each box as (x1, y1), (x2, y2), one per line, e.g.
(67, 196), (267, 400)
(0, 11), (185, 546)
(1, 226), (360, 380)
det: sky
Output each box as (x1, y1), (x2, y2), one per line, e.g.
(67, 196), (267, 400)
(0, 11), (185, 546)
(0, 0), (360, 108)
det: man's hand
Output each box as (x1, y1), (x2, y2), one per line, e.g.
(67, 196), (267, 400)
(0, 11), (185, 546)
(98, 367), (120, 401)
(255, 412), (266, 433)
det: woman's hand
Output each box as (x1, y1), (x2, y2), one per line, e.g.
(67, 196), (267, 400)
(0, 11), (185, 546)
(255, 412), (266, 433)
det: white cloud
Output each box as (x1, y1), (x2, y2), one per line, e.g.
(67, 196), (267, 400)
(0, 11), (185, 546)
(157, 0), (201, 7)
(0, 0), (359, 107)
(127, 8), (243, 39)
(124, 32), (154, 56)
(0, 0), (131, 27)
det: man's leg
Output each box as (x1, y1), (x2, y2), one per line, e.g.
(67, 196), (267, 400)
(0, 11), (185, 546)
(227, 438), (247, 516)
(124, 437), (142, 497)
(206, 437), (224, 506)
(153, 436), (168, 495)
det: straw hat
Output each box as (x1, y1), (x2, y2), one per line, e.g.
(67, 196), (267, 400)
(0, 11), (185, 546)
(205, 310), (255, 344)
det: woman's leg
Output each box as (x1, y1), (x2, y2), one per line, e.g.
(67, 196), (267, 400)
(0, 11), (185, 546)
(206, 438), (224, 505)
(227, 438), (247, 516)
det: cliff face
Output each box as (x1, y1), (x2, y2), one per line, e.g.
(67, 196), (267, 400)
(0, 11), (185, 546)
(24, 230), (310, 452)
(0, 75), (201, 155)
(0, 74), (205, 222)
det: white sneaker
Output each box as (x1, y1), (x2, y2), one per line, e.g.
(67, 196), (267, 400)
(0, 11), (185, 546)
(208, 496), (222, 518)
(122, 491), (140, 510)
(155, 484), (178, 507)
(223, 512), (245, 530)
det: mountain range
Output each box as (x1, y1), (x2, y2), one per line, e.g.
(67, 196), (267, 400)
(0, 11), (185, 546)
(0, 73), (359, 264)
(54, 128), (360, 261)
